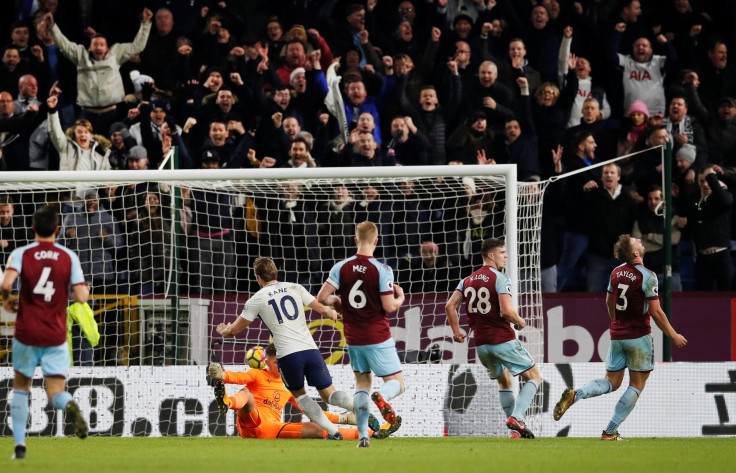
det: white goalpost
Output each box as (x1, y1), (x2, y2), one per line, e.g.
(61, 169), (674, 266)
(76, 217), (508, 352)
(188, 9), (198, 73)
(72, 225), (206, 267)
(0, 163), (547, 437)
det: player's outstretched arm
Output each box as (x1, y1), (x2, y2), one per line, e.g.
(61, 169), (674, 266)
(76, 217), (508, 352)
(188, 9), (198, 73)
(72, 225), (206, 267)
(648, 298), (687, 348)
(445, 290), (466, 343)
(217, 317), (251, 337)
(499, 294), (526, 330)
(208, 362), (225, 380)
(308, 299), (338, 321)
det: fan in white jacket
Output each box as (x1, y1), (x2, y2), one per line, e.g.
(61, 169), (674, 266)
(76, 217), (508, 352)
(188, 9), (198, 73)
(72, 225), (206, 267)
(47, 98), (111, 172)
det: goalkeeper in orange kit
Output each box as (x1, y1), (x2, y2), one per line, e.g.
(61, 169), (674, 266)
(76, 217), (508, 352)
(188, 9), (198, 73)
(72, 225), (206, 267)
(208, 344), (401, 439)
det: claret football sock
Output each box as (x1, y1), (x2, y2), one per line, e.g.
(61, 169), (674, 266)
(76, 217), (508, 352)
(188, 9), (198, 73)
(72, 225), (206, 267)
(511, 379), (539, 420)
(605, 386), (640, 434)
(380, 379), (402, 401)
(354, 389), (371, 439)
(11, 390), (29, 446)
(498, 389), (516, 418)
(575, 379), (613, 402)
(51, 391), (73, 411)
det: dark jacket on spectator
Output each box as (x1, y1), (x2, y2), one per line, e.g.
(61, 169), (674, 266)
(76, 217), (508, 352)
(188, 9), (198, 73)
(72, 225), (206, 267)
(586, 185), (637, 258)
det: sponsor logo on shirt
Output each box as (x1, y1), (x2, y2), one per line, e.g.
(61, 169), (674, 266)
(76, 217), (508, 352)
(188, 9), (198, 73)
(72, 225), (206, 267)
(629, 70), (652, 81)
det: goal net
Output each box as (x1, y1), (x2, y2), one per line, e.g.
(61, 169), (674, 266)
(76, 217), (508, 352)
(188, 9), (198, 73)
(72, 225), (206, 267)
(0, 164), (546, 437)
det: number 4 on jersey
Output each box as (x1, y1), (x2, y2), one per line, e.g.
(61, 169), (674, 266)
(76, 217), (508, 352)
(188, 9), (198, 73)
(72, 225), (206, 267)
(33, 267), (56, 302)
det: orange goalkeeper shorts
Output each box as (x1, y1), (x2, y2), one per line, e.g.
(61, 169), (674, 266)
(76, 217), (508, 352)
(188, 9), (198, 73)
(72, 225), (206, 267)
(235, 407), (299, 439)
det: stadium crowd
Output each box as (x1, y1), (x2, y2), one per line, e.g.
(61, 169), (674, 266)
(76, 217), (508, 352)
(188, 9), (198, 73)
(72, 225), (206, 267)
(1, 0), (736, 293)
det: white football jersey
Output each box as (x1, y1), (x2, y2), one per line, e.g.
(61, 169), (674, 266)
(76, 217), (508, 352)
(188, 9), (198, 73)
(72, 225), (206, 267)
(618, 54), (667, 116)
(238, 281), (318, 358)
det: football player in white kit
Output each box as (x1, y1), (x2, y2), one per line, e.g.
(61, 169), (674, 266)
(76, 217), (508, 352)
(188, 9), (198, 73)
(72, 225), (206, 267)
(216, 257), (356, 440)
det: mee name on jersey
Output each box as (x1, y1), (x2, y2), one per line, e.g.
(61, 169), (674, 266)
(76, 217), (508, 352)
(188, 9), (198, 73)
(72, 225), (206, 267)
(326, 254), (394, 346)
(456, 265), (516, 346)
(6, 241), (86, 346)
(607, 263), (657, 340)
(239, 281), (318, 358)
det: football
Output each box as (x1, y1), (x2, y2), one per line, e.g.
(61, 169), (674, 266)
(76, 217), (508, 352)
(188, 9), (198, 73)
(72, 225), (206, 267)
(246, 346), (266, 369)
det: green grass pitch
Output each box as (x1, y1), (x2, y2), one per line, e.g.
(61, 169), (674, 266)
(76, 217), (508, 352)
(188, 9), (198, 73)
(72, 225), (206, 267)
(2, 437), (734, 472)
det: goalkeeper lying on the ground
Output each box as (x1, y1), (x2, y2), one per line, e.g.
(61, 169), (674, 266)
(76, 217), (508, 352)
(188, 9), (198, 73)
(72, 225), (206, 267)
(208, 343), (401, 439)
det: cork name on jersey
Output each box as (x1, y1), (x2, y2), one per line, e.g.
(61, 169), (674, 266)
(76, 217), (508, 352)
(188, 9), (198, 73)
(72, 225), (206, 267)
(34, 250), (60, 261)
(353, 264), (367, 274)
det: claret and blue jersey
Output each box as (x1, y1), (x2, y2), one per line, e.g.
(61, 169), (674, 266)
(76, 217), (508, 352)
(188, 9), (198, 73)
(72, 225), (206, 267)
(607, 263), (658, 340)
(6, 241), (85, 347)
(456, 265), (516, 346)
(326, 254), (394, 346)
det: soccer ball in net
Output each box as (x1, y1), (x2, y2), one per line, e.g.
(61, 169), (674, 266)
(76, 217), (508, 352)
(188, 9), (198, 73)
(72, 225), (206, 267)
(246, 346), (266, 369)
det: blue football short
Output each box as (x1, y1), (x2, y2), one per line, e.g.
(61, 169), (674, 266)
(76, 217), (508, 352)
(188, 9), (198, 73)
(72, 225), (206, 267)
(606, 334), (654, 372)
(12, 338), (71, 378)
(347, 338), (402, 377)
(276, 348), (333, 392)
(476, 339), (535, 378)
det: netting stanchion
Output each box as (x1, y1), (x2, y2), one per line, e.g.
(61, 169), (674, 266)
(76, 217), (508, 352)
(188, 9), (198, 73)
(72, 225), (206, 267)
(0, 164), (547, 437)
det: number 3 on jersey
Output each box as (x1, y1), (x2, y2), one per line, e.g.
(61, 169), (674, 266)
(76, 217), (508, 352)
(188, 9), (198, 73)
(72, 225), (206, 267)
(267, 295), (299, 324)
(615, 283), (629, 311)
(33, 267), (56, 302)
(463, 286), (492, 315)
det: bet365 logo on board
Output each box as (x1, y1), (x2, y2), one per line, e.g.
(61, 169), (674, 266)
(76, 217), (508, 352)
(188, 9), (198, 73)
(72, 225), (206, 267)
(0, 377), (125, 436)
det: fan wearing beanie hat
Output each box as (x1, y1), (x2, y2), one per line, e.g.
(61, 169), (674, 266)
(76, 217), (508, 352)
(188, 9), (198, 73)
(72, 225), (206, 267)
(130, 70), (155, 93)
(674, 143), (697, 180)
(108, 122), (135, 169)
(675, 143), (696, 165)
(200, 148), (221, 168)
(621, 100), (650, 153)
(453, 14), (474, 40)
(628, 100), (650, 119)
(290, 67), (306, 89)
(126, 146), (149, 170)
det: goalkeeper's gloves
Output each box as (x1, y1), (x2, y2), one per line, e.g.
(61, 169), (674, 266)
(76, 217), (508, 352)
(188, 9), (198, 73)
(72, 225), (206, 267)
(208, 362), (224, 380)
(338, 411), (357, 425)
